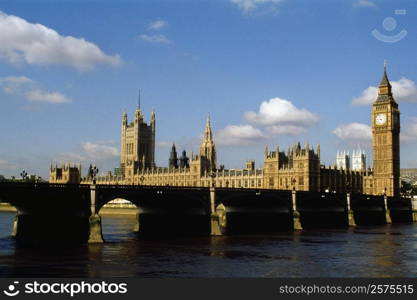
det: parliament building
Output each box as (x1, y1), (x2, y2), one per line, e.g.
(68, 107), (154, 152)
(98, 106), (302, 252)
(50, 66), (401, 197)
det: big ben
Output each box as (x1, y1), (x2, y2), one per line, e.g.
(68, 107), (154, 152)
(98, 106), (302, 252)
(372, 64), (400, 197)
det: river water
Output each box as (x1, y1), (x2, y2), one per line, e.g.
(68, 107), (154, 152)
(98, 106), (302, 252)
(1, 211), (417, 278)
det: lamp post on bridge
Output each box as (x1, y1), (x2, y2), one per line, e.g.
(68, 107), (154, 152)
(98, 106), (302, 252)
(91, 165), (99, 185)
(209, 169), (216, 218)
(291, 178), (296, 191)
(210, 169), (216, 188)
(20, 169), (28, 181)
(346, 180), (355, 226)
(383, 187), (392, 224)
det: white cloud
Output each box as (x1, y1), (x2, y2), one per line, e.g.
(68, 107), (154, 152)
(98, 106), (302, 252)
(139, 34), (172, 44)
(353, 0), (376, 8)
(148, 20), (168, 30)
(0, 76), (33, 85)
(215, 97), (318, 145)
(0, 76), (34, 94)
(352, 77), (417, 106)
(82, 142), (119, 160)
(216, 124), (267, 145)
(55, 152), (85, 163)
(0, 75), (71, 104)
(156, 141), (172, 148)
(231, 0), (284, 13)
(0, 10), (121, 70)
(267, 124), (307, 136)
(401, 117), (417, 142)
(333, 123), (372, 141)
(0, 159), (16, 170)
(245, 97), (319, 135)
(55, 141), (119, 166)
(26, 89), (71, 103)
(352, 86), (378, 106)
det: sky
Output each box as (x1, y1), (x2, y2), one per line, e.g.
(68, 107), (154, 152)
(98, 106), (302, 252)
(0, 0), (417, 178)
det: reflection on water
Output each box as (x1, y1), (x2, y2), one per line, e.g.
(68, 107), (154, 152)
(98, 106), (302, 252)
(1, 211), (417, 277)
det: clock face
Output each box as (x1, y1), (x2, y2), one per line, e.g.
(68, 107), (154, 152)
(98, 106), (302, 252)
(375, 113), (387, 125)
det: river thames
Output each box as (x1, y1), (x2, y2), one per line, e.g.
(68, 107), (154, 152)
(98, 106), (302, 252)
(1, 211), (417, 278)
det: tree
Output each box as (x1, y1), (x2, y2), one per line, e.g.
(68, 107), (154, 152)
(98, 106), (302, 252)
(401, 181), (417, 196)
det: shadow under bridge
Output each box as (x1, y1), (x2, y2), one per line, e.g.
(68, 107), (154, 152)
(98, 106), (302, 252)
(95, 185), (211, 236)
(213, 188), (292, 234)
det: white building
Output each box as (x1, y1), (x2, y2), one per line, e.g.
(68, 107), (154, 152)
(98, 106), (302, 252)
(336, 151), (350, 170)
(352, 149), (366, 171)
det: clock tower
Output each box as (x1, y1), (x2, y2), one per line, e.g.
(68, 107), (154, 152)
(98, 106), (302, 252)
(372, 64), (400, 197)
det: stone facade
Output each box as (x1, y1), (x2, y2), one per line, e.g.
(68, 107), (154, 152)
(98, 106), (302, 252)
(50, 67), (400, 196)
(263, 143), (320, 191)
(370, 66), (401, 197)
(120, 106), (155, 180)
(351, 150), (366, 172)
(49, 163), (81, 184)
(336, 151), (350, 170)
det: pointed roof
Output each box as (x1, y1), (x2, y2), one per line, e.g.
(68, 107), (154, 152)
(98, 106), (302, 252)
(203, 113), (213, 142)
(379, 61), (391, 87)
(137, 89), (141, 109)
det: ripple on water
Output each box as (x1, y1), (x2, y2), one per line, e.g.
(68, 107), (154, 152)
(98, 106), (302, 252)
(1, 212), (417, 277)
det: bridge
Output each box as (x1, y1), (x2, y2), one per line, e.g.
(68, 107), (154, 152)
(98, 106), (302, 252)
(0, 182), (416, 244)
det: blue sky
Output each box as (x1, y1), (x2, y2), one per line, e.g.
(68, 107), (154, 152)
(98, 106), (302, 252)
(0, 0), (417, 178)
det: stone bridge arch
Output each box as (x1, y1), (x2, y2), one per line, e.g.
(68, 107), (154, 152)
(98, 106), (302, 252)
(93, 185), (211, 236)
(0, 182), (92, 243)
(94, 185), (210, 213)
(213, 188), (293, 234)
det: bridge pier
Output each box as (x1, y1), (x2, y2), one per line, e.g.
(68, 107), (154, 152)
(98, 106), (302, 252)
(88, 214), (104, 243)
(346, 193), (356, 227)
(291, 190), (302, 230)
(384, 194), (392, 224)
(89, 185), (103, 243)
(11, 214), (18, 237)
(412, 198), (417, 222)
(11, 213), (92, 244)
(210, 187), (223, 236)
(133, 212), (140, 232)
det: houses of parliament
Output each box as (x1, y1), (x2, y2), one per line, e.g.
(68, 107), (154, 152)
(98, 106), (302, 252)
(50, 66), (401, 197)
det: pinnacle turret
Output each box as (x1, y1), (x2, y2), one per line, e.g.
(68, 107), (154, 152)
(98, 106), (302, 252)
(378, 61), (392, 96)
